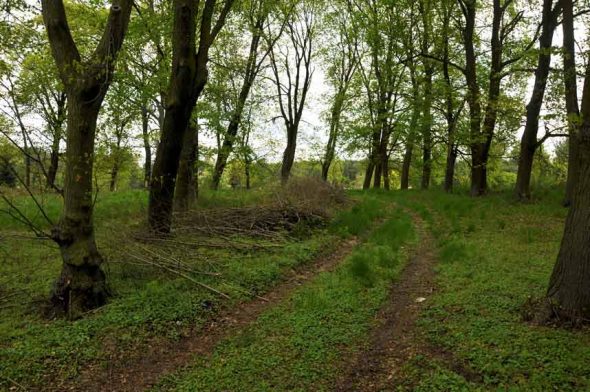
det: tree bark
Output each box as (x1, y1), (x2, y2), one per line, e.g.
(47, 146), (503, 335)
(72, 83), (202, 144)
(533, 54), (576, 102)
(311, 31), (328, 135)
(420, 0), (434, 190)
(458, 0), (483, 196)
(546, 53), (590, 322)
(46, 91), (66, 191)
(281, 124), (298, 184)
(141, 104), (152, 189)
(441, 4), (459, 193)
(42, 0), (132, 317)
(421, 67), (433, 190)
(174, 124), (198, 212)
(321, 97), (343, 182)
(562, 0), (580, 206)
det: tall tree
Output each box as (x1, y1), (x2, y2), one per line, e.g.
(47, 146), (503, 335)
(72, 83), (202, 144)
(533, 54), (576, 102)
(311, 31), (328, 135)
(546, 50), (590, 322)
(419, 0), (434, 190)
(148, 0), (235, 233)
(515, 0), (562, 200)
(41, 0), (133, 317)
(561, 0), (580, 206)
(320, 2), (358, 181)
(268, 1), (315, 184)
(210, 0), (279, 190)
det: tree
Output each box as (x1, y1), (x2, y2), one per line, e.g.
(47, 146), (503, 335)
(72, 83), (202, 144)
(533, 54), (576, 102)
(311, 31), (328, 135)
(268, 1), (316, 184)
(210, 0), (281, 190)
(515, 0), (562, 201)
(148, 0), (235, 233)
(320, 1), (358, 182)
(41, 0), (133, 317)
(546, 50), (590, 323)
(457, 0), (532, 196)
(561, 0), (580, 206)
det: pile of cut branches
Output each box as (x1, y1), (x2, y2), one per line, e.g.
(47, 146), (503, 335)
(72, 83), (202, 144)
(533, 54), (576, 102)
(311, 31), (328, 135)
(173, 177), (346, 239)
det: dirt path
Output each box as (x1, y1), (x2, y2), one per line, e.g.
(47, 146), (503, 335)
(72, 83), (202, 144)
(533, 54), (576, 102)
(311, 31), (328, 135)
(52, 237), (359, 392)
(334, 211), (438, 391)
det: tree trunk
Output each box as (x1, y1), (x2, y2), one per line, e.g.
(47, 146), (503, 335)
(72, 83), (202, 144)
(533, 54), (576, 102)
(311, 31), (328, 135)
(42, 0), (132, 317)
(51, 96), (108, 318)
(47, 129), (61, 190)
(148, 0), (233, 232)
(473, 0), (503, 197)
(444, 145), (458, 192)
(373, 160), (382, 189)
(174, 124), (198, 212)
(281, 124), (298, 184)
(322, 94), (344, 182)
(110, 163), (119, 192)
(562, 0), (581, 206)
(400, 140), (414, 190)
(363, 159), (374, 190)
(441, 4), (458, 194)
(401, 75), (420, 191)
(461, 0), (484, 196)
(420, 3), (433, 190)
(515, 0), (560, 200)
(245, 157), (251, 190)
(546, 53), (590, 322)
(141, 105), (152, 189)
(149, 0), (200, 233)
(211, 16), (263, 190)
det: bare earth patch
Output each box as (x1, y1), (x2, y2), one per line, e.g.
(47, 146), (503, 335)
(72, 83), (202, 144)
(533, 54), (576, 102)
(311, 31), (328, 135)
(48, 237), (358, 392)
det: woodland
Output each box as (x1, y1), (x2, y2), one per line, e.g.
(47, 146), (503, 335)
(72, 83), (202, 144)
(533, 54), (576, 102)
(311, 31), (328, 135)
(1, 0), (590, 390)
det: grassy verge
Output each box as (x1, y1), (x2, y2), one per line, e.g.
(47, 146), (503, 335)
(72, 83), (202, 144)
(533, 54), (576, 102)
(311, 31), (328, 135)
(393, 190), (590, 391)
(0, 190), (383, 389)
(155, 194), (415, 391)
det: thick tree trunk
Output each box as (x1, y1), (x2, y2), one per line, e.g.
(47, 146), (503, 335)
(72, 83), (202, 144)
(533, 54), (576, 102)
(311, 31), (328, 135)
(148, 0), (234, 232)
(515, 0), (560, 201)
(51, 97), (108, 318)
(149, 0), (200, 233)
(546, 54), (590, 322)
(141, 105), (152, 189)
(174, 124), (198, 212)
(281, 124), (298, 184)
(460, 0), (483, 197)
(42, 0), (132, 317)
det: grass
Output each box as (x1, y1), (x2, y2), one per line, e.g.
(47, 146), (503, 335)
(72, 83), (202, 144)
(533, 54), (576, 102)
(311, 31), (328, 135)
(0, 188), (389, 390)
(155, 197), (415, 391)
(392, 189), (590, 391)
(3, 185), (589, 391)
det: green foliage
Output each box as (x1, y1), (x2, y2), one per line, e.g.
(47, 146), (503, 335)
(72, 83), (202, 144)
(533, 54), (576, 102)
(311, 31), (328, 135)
(397, 189), (590, 391)
(156, 195), (415, 391)
(0, 189), (383, 389)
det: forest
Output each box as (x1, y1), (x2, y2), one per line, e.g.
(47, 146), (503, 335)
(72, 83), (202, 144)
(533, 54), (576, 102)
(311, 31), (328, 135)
(1, 0), (590, 390)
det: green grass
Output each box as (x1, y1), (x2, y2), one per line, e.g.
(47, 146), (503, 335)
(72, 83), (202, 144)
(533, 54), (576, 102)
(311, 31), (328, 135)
(155, 203), (415, 391)
(393, 189), (590, 391)
(0, 189), (388, 390)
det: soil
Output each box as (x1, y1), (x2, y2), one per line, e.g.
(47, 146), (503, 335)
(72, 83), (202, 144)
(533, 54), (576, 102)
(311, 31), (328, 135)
(333, 211), (480, 391)
(48, 237), (359, 392)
